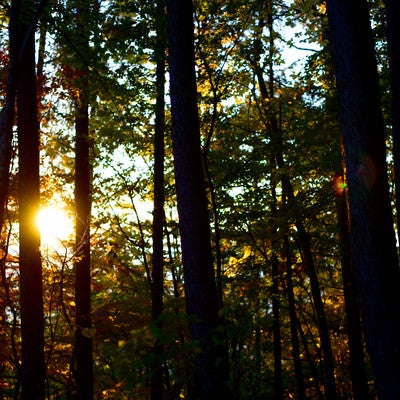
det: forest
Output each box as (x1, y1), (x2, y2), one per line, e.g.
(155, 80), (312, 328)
(1, 0), (400, 399)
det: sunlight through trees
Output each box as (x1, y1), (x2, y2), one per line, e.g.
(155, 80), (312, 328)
(0, 0), (399, 399)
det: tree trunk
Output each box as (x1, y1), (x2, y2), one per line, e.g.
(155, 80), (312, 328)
(292, 215), (337, 400)
(334, 172), (371, 400)
(0, 0), (18, 231)
(284, 235), (306, 400)
(167, 0), (230, 398)
(151, 0), (166, 398)
(74, 98), (93, 400)
(270, 162), (282, 400)
(16, 0), (45, 398)
(271, 255), (282, 400)
(385, 0), (400, 234)
(73, 3), (93, 398)
(326, 1), (400, 398)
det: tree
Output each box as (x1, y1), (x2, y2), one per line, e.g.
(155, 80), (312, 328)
(167, 0), (230, 398)
(72, 1), (93, 397)
(385, 0), (400, 233)
(150, 0), (166, 398)
(16, 0), (45, 398)
(334, 172), (370, 400)
(0, 1), (17, 232)
(326, 1), (400, 398)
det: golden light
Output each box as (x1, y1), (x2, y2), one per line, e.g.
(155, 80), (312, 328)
(331, 173), (347, 197)
(36, 206), (74, 248)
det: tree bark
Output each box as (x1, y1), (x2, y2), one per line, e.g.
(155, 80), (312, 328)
(167, 0), (230, 398)
(0, 0), (18, 231)
(151, 0), (166, 398)
(16, 0), (45, 398)
(326, 1), (400, 398)
(73, 2), (93, 398)
(334, 172), (371, 400)
(385, 0), (400, 234)
(74, 98), (93, 400)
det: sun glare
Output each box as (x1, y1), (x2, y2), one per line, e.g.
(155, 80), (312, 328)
(37, 206), (74, 248)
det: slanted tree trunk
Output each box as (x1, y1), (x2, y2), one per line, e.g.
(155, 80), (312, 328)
(73, 2), (93, 398)
(16, 0), (45, 398)
(326, 1), (400, 398)
(151, 0), (166, 398)
(167, 0), (230, 398)
(291, 213), (337, 400)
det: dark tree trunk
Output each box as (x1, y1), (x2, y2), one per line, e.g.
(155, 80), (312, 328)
(74, 98), (93, 400)
(151, 0), (166, 398)
(284, 235), (306, 400)
(199, 57), (224, 310)
(334, 172), (371, 400)
(270, 163), (282, 400)
(16, 1), (45, 398)
(167, 1), (230, 398)
(0, 0), (18, 230)
(385, 0), (400, 233)
(298, 320), (324, 400)
(73, 3), (93, 399)
(326, 1), (400, 398)
(271, 256), (282, 400)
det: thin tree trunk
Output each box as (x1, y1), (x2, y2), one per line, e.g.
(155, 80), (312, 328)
(270, 162), (282, 400)
(73, 3), (93, 398)
(203, 160), (224, 309)
(74, 97), (93, 400)
(326, 1), (400, 398)
(271, 255), (282, 400)
(151, 0), (166, 398)
(284, 235), (306, 400)
(17, 0), (45, 398)
(292, 215), (337, 400)
(298, 320), (324, 400)
(167, 0), (230, 398)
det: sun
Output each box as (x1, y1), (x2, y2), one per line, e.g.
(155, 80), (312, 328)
(36, 206), (74, 248)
